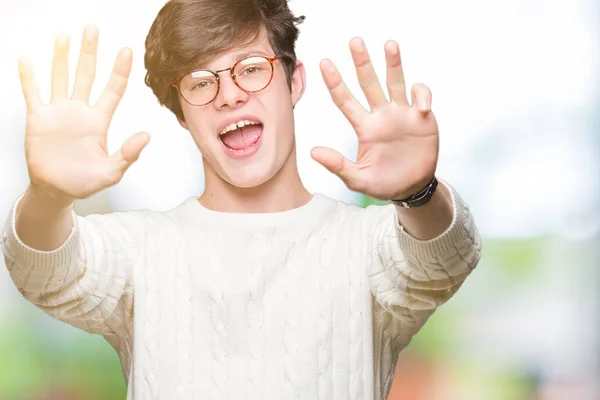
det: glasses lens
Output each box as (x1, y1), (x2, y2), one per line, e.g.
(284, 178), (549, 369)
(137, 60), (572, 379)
(234, 56), (273, 92)
(179, 70), (219, 106)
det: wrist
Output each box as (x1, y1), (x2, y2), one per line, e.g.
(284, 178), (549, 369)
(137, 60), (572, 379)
(25, 183), (75, 214)
(391, 176), (438, 208)
(394, 183), (453, 240)
(16, 185), (75, 252)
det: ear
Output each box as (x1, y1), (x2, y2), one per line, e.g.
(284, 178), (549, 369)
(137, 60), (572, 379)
(290, 60), (306, 107)
(177, 117), (189, 131)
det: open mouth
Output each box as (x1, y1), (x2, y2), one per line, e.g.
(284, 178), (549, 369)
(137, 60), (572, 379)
(219, 120), (263, 152)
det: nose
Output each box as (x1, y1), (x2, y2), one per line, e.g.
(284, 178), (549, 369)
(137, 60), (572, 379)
(213, 70), (249, 110)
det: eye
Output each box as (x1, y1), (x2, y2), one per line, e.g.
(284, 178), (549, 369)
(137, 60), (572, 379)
(192, 80), (214, 90)
(241, 66), (259, 75)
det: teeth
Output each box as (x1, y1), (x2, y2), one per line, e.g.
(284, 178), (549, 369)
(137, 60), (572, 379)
(220, 120), (259, 135)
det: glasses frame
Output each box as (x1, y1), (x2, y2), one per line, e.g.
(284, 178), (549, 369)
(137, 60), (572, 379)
(171, 56), (278, 107)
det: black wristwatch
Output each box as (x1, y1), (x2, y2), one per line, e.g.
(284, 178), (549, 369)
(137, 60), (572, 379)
(390, 177), (438, 208)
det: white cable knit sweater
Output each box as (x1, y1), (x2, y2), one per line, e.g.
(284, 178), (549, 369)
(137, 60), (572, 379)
(2, 184), (480, 400)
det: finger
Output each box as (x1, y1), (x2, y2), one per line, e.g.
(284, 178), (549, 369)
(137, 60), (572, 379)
(72, 24), (99, 102)
(349, 37), (388, 110)
(95, 48), (133, 116)
(106, 131), (150, 184)
(411, 83), (432, 113)
(320, 59), (367, 129)
(384, 40), (408, 104)
(310, 146), (365, 192)
(51, 32), (71, 101)
(18, 58), (43, 112)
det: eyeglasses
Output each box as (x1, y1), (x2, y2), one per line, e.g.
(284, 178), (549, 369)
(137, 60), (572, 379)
(172, 56), (278, 107)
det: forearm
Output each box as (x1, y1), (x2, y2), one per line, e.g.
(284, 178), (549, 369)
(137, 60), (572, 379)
(395, 181), (453, 240)
(5, 188), (140, 336)
(16, 185), (75, 251)
(370, 182), (480, 342)
(5, 197), (135, 337)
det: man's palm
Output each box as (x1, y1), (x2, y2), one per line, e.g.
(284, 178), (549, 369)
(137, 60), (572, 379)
(20, 25), (150, 200)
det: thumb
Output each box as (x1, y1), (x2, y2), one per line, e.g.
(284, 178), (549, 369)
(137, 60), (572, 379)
(310, 146), (363, 191)
(108, 131), (151, 179)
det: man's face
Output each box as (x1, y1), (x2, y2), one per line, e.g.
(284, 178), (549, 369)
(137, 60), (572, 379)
(178, 30), (306, 189)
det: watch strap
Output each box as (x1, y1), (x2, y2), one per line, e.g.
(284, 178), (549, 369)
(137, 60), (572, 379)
(390, 177), (438, 208)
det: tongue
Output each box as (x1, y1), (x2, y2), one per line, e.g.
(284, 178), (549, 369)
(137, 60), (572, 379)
(221, 125), (262, 150)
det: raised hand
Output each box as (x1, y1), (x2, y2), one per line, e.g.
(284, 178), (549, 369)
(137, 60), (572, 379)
(20, 24), (150, 201)
(312, 38), (439, 201)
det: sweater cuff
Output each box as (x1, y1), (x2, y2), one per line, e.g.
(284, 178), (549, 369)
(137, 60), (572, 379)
(2, 194), (79, 272)
(391, 181), (475, 261)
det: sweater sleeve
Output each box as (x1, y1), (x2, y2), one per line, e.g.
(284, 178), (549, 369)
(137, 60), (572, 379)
(1, 195), (146, 339)
(365, 182), (481, 397)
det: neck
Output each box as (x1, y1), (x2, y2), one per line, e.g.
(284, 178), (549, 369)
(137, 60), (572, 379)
(199, 146), (311, 213)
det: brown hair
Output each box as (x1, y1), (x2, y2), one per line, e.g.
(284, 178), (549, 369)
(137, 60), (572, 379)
(144, 0), (305, 121)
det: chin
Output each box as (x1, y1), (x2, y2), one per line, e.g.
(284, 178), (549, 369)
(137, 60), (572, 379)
(222, 162), (280, 190)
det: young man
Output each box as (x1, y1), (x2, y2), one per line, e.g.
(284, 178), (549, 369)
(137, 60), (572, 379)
(3, 0), (481, 399)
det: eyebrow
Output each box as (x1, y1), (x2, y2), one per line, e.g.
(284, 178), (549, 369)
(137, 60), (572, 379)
(193, 50), (271, 72)
(232, 50), (270, 62)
